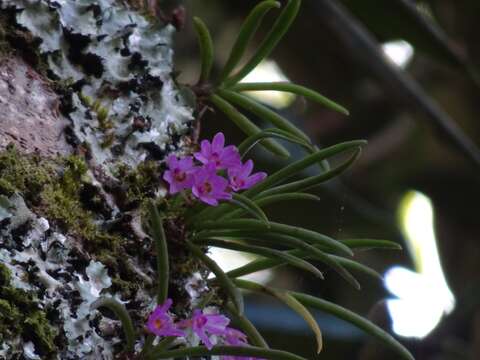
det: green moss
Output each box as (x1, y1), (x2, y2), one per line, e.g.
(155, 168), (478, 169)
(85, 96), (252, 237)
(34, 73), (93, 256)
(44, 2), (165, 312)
(24, 311), (57, 355)
(39, 155), (124, 257)
(0, 146), (54, 204)
(111, 276), (141, 299)
(0, 147), (124, 255)
(0, 178), (15, 196)
(0, 148), (156, 353)
(0, 299), (21, 341)
(114, 161), (160, 208)
(0, 280), (57, 357)
(0, 263), (11, 286)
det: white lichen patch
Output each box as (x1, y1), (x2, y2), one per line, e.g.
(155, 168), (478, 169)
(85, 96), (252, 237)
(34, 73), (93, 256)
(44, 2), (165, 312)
(0, 0), (199, 358)
(1, 0), (194, 175)
(61, 261), (118, 359)
(0, 194), (122, 359)
(23, 342), (41, 360)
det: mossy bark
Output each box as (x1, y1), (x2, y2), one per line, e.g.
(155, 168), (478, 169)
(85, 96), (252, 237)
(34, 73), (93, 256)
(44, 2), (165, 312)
(0, 0), (199, 358)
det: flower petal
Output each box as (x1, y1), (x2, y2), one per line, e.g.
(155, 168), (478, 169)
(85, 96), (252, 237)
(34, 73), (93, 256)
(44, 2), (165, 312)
(212, 132), (225, 152)
(244, 172), (267, 189)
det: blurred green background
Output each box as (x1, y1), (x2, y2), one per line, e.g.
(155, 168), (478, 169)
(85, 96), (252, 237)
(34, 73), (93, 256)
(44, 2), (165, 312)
(172, 1), (480, 358)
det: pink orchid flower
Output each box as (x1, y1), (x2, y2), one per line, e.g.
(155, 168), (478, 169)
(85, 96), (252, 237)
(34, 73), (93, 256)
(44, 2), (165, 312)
(192, 163), (232, 206)
(228, 159), (267, 192)
(146, 298), (185, 337)
(163, 155), (196, 194)
(178, 309), (231, 350)
(222, 328), (265, 360)
(194, 132), (241, 170)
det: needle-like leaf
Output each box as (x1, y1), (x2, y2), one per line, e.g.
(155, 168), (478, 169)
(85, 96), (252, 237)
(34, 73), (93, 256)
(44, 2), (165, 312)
(198, 237), (324, 279)
(218, 1), (281, 83)
(147, 200), (169, 304)
(224, 0), (302, 86)
(232, 280), (323, 354)
(90, 297), (136, 354)
(259, 148), (361, 197)
(146, 345), (308, 360)
(193, 17), (214, 84)
(230, 193), (269, 224)
(225, 302), (269, 348)
(231, 82), (349, 115)
(238, 128), (309, 158)
(218, 89), (310, 141)
(292, 291), (414, 360)
(210, 94), (290, 157)
(222, 192), (319, 220)
(243, 140), (367, 198)
(342, 238), (403, 250)
(186, 242), (244, 314)
(194, 219), (353, 257)
(234, 279), (414, 360)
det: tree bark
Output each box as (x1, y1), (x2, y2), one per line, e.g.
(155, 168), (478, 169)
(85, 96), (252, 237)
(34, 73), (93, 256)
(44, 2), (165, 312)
(0, 0), (196, 358)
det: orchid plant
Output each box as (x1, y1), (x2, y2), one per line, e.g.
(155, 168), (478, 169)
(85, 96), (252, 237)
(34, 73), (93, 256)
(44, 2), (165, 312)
(91, 1), (415, 359)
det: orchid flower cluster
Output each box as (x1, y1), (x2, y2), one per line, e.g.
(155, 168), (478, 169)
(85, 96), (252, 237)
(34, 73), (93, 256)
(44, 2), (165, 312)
(163, 132), (267, 206)
(146, 298), (263, 360)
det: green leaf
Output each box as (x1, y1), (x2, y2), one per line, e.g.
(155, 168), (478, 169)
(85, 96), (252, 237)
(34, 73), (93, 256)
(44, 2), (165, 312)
(330, 255), (383, 281)
(225, 242), (382, 282)
(232, 81), (349, 115)
(193, 17), (214, 83)
(210, 94), (290, 157)
(243, 140), (366, 198)
(342, 238), (403, 250)
(146, 345), (308, 360)
(196, 230), (348, 278)
(223, 192), (319, 220)
(227, 231), (357, 288)
(191, 142), (362, 224)
(90, 297), (136, 353)
(233, 279), (414, 360)
(259, 148), (361, 197)
(291, 291), (414, 360)
(224, 0), (302, 86)
(218, 1), (281, 83)
(186, 242), (244, 314)
(278, 293), (323, 354)
(233, 280), (323, 354)
(218, 88), (310, 142)
(254, 192), (320, 206)
(225, 302), (269, 348)
(194, 219), (353, 257)
(147, 200), (169, 304)
(238, 128), (309, 157)
(199, 237), (324, 279)
(202, 235), (358, 288)
(230, 193), (269, 224)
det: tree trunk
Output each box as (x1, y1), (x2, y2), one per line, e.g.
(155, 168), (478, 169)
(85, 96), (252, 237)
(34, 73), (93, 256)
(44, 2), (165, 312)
(0, 0), (196, 358)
